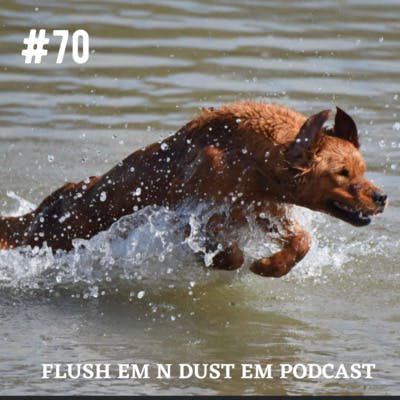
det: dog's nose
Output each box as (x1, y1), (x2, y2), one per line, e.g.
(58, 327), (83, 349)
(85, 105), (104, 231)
(372, 191), (387, 207)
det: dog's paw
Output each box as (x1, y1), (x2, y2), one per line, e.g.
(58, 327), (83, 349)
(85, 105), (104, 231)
(250, 258), (287, 278)
(211, 243), (244, 271)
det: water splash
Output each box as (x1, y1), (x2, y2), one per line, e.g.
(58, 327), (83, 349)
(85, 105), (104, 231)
(3, 191), (35, 216)
(0, 193), (391, 297)
(0, 199), (242, 296)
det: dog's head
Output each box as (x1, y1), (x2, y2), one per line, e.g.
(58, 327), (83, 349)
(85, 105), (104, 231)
(285, 107), (387, 226)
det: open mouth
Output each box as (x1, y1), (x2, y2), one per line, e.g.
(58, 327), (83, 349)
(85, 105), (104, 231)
(327, 200), (373, 227)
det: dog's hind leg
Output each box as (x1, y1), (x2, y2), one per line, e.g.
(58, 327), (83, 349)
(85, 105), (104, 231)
(0, 176), (100, 251)
(0, 182), (78, 250)
(0, 214), (33, 249)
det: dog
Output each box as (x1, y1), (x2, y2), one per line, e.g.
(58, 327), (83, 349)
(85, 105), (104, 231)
(0, 102), (387, 277)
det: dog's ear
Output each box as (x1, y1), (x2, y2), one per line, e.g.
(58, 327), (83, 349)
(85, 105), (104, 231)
(286, 109), (331, 167)
(331, 107), (359, 148)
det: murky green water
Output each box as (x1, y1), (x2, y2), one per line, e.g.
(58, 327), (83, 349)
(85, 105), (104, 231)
(0, 0), (399, 395)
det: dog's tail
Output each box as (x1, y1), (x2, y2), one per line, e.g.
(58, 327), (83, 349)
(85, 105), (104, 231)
(0, 214), (32, 250)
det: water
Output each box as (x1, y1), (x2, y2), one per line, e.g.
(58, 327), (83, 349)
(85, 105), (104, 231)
(0, 0), (399, 395)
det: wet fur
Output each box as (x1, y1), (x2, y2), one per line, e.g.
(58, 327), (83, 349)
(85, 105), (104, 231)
(0, 102), (386, 277)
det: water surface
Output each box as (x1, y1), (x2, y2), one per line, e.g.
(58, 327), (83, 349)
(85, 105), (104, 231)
(0, 0), (399, 395)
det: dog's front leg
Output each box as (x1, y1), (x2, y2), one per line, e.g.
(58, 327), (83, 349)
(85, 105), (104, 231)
(204, 211), (245, 271)
(175, 145), (246, 271)
(209, 242), (245, 271)
(250, 226), (311, 277)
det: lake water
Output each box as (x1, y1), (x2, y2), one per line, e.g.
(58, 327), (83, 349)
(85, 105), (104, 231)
(0, 0), (399, 395)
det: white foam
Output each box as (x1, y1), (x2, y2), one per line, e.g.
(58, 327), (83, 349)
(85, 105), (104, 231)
(0, 193), (388, 297)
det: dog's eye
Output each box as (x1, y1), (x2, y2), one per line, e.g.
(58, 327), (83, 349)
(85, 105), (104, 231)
(339, 168), (349, 177)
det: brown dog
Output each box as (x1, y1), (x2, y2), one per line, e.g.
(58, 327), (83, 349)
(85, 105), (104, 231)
(0, 102), (387, 277)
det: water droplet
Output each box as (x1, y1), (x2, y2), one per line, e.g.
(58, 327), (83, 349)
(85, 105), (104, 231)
(392, 122), (400, 131)
(137, 290), (145, 299)
(133, 188), (141, 196)
(100, 191), (107, 202)
(161, 143), (169, 151)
